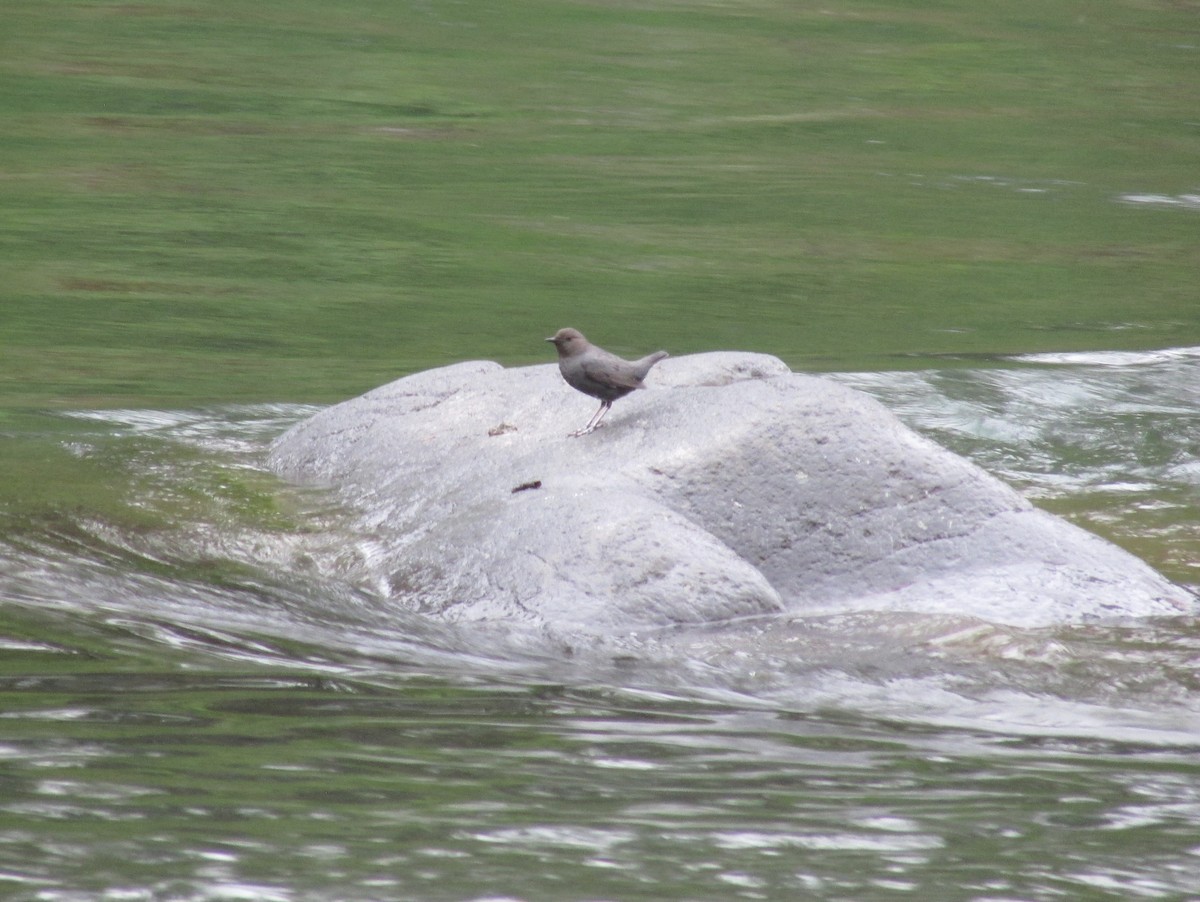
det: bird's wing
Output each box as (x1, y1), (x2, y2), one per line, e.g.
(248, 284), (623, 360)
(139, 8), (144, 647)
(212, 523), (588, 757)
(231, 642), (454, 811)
(580, 354), (642, 390)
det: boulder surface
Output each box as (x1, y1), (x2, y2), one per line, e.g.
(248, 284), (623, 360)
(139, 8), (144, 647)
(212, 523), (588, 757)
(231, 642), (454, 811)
(269, 353), (1191, 636)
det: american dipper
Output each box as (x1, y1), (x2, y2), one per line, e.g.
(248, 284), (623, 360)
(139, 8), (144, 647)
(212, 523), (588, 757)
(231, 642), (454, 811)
(545, 327), (668, 436)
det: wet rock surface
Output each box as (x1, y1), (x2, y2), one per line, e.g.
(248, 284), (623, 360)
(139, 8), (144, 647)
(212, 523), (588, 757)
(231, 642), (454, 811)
(269, 353), (1191, 636)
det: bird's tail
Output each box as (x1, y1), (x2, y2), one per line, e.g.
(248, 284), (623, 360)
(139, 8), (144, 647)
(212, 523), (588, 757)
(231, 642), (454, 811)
(634, 350), (669, 380)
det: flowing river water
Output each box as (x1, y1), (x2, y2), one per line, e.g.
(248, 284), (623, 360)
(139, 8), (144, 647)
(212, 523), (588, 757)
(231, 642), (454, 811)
(0, 348), (1197, 901)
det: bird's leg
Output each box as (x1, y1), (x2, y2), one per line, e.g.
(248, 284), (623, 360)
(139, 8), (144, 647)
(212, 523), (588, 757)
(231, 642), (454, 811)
(569, 401), (611, 437)
(590, 400), (613, 431)
(569, 401), (606, 437)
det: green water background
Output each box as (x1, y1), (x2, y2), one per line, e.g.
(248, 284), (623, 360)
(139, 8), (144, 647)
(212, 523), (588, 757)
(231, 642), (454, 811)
(2, 4), (1200, 899)
(3, 0), (1198, 410)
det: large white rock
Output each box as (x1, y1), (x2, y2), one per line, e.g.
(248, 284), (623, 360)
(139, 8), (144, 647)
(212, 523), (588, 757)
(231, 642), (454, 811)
(268, 353), (1191, 637)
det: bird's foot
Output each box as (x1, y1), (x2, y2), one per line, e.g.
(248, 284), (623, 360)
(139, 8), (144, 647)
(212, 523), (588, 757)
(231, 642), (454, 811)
(568, 422), (604, 437)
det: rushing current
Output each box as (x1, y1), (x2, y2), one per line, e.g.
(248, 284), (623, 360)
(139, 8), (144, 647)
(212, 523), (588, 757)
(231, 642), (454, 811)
(0, 348), (1197, 901)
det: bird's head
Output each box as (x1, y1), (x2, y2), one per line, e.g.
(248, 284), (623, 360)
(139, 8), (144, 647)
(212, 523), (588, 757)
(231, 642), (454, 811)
(545, 327), (588, 356)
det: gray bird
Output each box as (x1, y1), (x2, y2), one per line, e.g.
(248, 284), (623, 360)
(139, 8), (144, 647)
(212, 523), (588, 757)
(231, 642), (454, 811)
(545, 327), (668, 436)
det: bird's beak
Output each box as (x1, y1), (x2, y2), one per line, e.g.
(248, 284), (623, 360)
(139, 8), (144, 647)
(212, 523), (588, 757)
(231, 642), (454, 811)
(544, 337), (555, 343)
